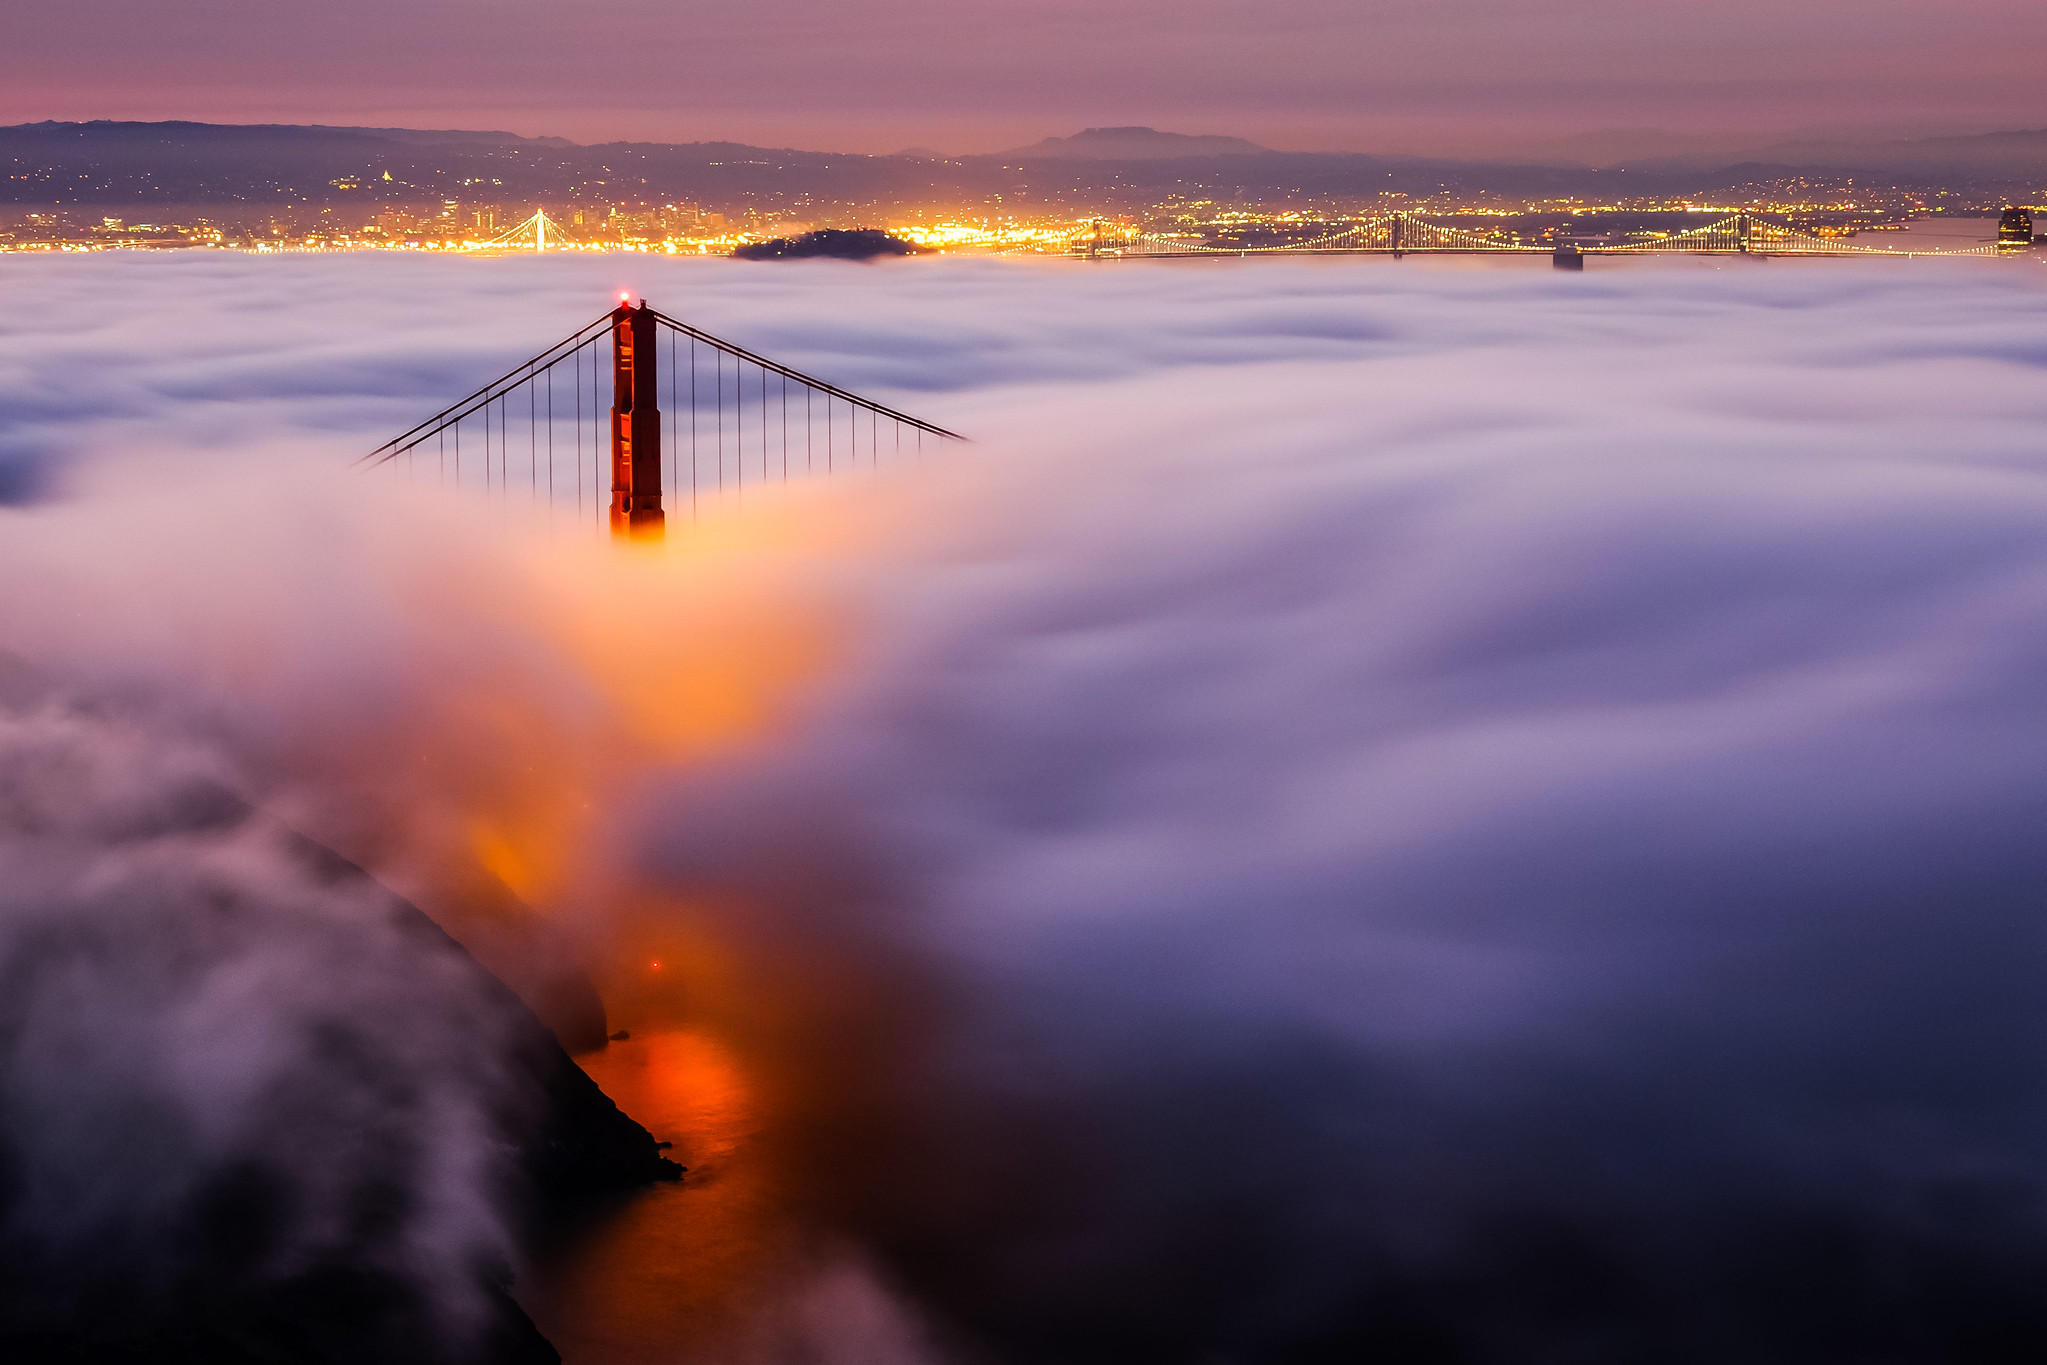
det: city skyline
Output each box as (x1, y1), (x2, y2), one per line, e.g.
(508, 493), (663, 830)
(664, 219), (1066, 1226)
(5, 114), (2034, 256)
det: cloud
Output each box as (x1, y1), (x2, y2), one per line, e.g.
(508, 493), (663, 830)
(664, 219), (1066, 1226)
(3, 252), (2047, 1361)
(657, 366), (2047, 1359)
(0, 687), (547, 1360)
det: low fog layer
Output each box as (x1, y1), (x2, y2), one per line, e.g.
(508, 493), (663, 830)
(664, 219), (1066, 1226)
(3, 253), (2047, 1361)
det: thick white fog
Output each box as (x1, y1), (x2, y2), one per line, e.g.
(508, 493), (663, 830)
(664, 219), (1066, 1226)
(3, 251), (2047, 1362)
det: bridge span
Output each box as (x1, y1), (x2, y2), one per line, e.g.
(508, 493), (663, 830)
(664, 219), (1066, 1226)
(1040, 211), (2020, 261)
(362, 296), (964, 540)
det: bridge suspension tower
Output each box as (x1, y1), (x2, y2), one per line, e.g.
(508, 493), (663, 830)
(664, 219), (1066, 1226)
(363, 296), (966, 539)
(609, 299), (663, 537)
(479, 209), (572, 252)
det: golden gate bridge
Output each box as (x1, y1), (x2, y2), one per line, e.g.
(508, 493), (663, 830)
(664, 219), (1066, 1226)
(361, 296), (964, 540)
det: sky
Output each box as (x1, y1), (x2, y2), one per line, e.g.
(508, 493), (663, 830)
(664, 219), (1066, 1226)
(4, 251), (2047, 1360)
(3, 0), (2046, 156)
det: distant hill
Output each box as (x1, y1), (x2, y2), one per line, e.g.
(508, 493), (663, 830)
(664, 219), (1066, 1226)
(1733, 128), (2047, 179)
(4, 119), (563, 149)
(1546, 127), (2047, 178)
(996, 127), (1271, 160)
(0, 119), (892, 208)
(2, 119), (2035, 215)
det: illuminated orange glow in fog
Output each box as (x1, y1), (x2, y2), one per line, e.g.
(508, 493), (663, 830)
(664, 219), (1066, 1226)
(279, 499), (855, 944)
(470, 821), (543, 902)
(540, 553), (837, 761)
(161, 486), (918, 1356)
(419, 537), (835, 918)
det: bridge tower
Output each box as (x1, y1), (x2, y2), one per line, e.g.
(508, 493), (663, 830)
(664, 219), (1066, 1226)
(1737, 212), (1752, 254)
(1391, 213), (1404, 259)
(609, 299), (664, 540)
(2000, 206), (2035, 250)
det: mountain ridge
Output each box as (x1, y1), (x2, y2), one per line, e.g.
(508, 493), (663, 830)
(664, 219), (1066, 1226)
(3, 120), (2037, 213)
(994, 126), (1272, 160)
(7, 118), (2044, 176)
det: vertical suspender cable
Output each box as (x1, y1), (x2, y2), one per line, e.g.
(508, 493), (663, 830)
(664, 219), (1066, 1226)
(366, 307), (958, 529)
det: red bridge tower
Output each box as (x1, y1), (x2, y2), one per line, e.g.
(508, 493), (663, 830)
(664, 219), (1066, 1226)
(609, 299), (663, 539)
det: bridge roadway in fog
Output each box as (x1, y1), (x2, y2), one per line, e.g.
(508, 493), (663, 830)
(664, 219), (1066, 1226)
(1062, 210), (2022, 261)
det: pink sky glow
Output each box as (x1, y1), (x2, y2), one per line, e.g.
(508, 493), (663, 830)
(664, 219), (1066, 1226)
(4, 0), (2044, 156)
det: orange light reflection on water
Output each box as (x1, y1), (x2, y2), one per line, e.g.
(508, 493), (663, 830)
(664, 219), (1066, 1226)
(522, 1028), (791, 1365)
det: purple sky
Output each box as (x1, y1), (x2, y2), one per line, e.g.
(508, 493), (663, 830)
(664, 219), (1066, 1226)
(4, 0), (2044, 155)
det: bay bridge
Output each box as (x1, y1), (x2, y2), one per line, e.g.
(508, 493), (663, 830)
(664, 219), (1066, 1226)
(1061, 210), (2020, 260)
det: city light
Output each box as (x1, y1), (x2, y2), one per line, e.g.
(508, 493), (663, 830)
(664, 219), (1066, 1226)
(3, 178), (2037, 257)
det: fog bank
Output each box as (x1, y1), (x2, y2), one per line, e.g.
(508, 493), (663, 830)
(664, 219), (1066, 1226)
(2, 254), (2047, 1360)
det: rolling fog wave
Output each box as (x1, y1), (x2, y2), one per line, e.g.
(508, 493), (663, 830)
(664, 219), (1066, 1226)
(643, 370), (2047, 1362)
(3, 254), (2047, 1360)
